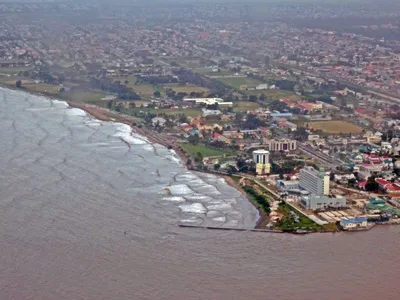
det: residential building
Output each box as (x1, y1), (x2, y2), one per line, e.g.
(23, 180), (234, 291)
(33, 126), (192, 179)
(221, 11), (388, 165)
(256, 84), (269, 90)
(183, 97), (224, 105)
(299, 166), (329, 196)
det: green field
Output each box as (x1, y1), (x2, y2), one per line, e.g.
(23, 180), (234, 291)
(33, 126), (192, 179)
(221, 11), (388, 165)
(0, 67), (32, 76)
(164, 83), (209, 94)
(216, 77), (263, 89)
(180, 143), (230, 158)
(245, 89), (300, 101)
(233, 101), (260, 112)
(194, 68), (234, 76)
(59, 91), (107, 104)
(306, 120), (363, 134)
(126, 107), (202, 118)
(276, 203), (321, 232)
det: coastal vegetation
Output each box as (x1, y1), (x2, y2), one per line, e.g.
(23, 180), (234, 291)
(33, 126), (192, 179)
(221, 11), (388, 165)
(180, 143), (230, 158)
(242, 185), (271, 215)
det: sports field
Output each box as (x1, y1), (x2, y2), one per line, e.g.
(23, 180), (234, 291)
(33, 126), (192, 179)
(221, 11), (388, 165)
(233, 101), (260, 112)
(216, 77), (263, 89)
(306, 121), (363, 134)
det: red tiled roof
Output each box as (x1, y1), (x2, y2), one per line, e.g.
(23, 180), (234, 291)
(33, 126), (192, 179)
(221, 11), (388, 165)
(358, 181), (367, 187)
(376, 178), (389, 186)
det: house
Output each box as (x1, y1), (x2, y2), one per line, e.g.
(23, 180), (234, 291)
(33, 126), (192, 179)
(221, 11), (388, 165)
(340, 217), (368, 230)
(152, 117), (166, 127)
(298, 102), (323, 111)
(256, 84), (269, 90)
(213, 132), (230, 144)
(188, 128), (201, 136)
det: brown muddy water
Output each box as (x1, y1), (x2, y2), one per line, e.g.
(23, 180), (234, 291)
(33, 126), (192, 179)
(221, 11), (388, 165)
(0, 88), (399, 300)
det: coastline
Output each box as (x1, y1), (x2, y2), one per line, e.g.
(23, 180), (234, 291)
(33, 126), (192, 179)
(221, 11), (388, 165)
(1, 85), (384, 235)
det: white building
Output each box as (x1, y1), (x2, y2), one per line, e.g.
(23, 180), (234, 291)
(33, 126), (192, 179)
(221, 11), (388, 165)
(300, 194), (347, 210)
(340, 217), (368, 230)
(299, 166), (329, 196)
(256, 84), (269, 90)
(183, 97), (224, 105)
(253, 149), (271, 175)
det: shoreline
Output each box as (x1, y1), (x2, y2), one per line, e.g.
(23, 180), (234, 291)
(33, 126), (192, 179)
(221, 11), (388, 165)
(2, 85), (392, 235)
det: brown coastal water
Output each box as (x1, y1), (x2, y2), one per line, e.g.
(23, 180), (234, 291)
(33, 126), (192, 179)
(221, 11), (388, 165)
(1, 87), (399, 300)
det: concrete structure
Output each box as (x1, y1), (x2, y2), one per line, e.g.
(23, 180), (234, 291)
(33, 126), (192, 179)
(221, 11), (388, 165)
(270, 112), (293, 118)
(299, 166), (329, 196)
(276, 180), (300, 191)
(253, 149), (271, 175)
(183, 97), (224, 105)
(300, 194), (347, 210)
(263, 139), (297, 152)
(256, 84), (269, 90)
(340, 217), (368, 230)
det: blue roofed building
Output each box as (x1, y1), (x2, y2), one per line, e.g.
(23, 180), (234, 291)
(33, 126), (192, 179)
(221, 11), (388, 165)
(340, 217), (368, 230)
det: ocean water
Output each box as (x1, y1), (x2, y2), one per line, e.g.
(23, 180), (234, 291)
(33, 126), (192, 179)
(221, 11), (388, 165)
(1, 87), (400, 300)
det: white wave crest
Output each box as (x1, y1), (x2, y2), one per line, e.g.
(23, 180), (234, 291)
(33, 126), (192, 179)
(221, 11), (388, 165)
(162, 196), (186, 203)
(179, 203), (207, 214)
(67, 108), (87, 117)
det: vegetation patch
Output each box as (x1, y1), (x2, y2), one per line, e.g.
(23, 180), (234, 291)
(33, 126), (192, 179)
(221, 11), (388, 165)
(180, 143), (229, 158)
(242, 185), (271, 214)
(0, 67), (32, 76)
(306, 120), (363, 134)
(276, 203), (320, 232)
(168, 84), (209, 94)
(216, 77), (263, 89)
(233, 101), (260, 112)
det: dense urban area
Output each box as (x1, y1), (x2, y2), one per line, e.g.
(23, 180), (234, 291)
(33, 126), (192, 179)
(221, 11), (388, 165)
(3, 0), (400, 233)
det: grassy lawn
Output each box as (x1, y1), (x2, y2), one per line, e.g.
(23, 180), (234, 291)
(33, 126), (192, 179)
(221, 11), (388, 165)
(59, 91), (106, 104)
(233, 101), (260, 112)
(306, 120), (363, 134)
(194, 68), (234, 76)
(0, 67), (32, 76)
(113, 75), (158, 99)
(180, 143), (230, 158)
(216, 77), (263, 89)
(245, 89), (300, 101)
(161, 56), (203, 68)
(19, 82), (61, 95)
(166, 84), (208, 94)
(125, 107), (202, 118)
(276, 203), (321, 232)
(157, 108), (201, 117)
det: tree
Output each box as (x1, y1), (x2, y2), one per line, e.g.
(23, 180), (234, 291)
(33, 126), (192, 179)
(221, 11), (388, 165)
(249, 95), (258, 102)
(186, 159), (192, 165)
(348, 178), (357, 188)
(16, 80), (22, 88)
(153, 90), (161, 98)
(107, 100), (114, 109)
(188, 134), (200, 145)
(194, 152), (203, 163)
(365, 176), (379, 192)
(329, 172), (335, 181)
(279, 173), (284, 180)
(214, 163), (221, 171)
